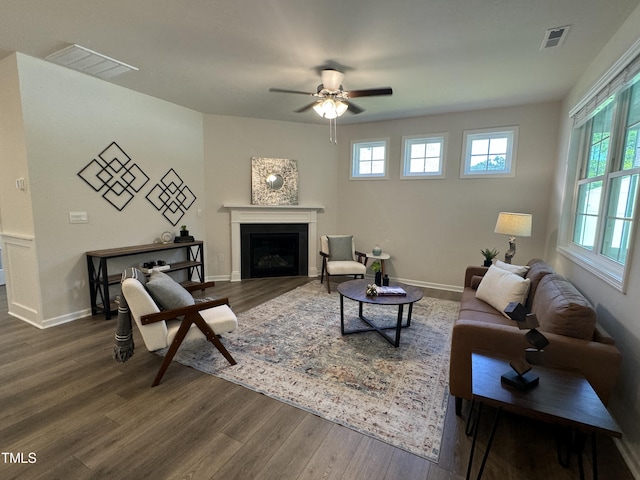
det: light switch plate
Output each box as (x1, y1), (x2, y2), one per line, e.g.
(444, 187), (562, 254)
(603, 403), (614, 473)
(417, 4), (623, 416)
(69, 211), (88, 224)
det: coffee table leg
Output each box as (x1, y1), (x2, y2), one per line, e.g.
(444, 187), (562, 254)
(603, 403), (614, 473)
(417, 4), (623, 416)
(407, 302), (414, 327)
(340, 294), (345, 334)
(394, 304), (404, 347)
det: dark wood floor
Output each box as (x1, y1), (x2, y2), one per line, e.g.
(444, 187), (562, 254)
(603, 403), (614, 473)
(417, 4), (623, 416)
(0, 277), (632, 479)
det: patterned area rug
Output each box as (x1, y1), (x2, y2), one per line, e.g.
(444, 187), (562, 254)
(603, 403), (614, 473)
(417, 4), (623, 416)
(158, 281), (459, 462)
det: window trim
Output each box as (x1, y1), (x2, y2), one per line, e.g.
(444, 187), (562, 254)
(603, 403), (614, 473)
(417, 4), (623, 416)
(460, 126), (519, 178)
(350, 138), (389, 180)
(400, 133), (447, 179)
(558, 46), (640, 293)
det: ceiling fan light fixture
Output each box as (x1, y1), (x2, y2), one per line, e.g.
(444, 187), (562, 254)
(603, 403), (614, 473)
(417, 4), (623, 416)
(313, 98), (347, 119)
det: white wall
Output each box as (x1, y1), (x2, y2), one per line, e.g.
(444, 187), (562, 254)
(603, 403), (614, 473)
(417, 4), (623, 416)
(337, 102), (560, 288)
(548, 5), (640, 474)
(1, 53), (205, 327)
(202, 114), (338, 279)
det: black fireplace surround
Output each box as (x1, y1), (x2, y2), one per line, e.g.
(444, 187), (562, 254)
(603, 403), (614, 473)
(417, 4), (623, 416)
(240, 224), (308, 279)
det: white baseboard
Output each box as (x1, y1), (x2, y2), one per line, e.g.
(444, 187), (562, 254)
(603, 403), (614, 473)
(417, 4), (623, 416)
(9, 308), (91, 329)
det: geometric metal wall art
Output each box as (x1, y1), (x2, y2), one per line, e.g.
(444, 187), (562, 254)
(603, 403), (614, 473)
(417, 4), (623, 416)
(145, 168), (197, 226)
(77, 142), (150, 211)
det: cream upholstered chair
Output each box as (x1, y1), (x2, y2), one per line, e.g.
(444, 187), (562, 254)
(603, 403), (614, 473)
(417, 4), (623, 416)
(121, 269), (238, 386)
(319, 235), (367, 293)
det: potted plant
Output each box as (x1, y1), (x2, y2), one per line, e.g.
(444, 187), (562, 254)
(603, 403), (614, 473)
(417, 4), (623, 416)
(371, 260), (383, 286)
(180, 225), (189, 237)
(480, 248), (499, 267)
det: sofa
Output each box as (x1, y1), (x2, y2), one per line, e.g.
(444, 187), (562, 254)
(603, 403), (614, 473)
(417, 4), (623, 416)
(449, 258), (622, 415)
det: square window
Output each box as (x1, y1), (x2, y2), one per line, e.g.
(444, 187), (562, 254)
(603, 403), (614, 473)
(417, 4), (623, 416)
(401, 134), (447, 179)
(351, 139), (389, 179)
(461, 127), (518, 178)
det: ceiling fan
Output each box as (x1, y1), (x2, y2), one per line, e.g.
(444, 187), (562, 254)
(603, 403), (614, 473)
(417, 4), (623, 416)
(269, 69), (393, 119)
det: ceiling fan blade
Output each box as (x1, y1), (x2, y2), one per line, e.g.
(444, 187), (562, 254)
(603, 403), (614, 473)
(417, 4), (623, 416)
(346, 101), (364, 114)
(269, 87), (316, 96)
(294, 101), (320, 113)
(347, 87), (393, 98)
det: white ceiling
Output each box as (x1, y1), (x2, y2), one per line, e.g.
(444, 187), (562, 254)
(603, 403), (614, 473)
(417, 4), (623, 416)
(0, 0), (638, 125)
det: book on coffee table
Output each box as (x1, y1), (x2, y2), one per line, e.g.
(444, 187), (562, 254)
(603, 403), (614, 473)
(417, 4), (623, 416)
(377, 286), (407, 296)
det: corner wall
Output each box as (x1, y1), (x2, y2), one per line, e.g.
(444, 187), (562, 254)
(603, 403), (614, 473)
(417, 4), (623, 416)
(337, 102), (561, 289)
(548, 5), (640, 475)
(202, 115), (338, 279)
(2, 53), (205, 327)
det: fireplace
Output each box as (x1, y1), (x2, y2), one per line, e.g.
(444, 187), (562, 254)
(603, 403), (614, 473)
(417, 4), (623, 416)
(240, 224), (308, 279)
(225, 204), (322, 282)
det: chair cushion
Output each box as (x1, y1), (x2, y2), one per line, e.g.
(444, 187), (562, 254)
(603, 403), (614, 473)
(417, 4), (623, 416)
(327, 235), (354, 261)
(476, 265), (530, 318)
(165, 304), (238, 346)
(122, 278), (167, 351)
(326, 260), (366, 276)
(146, 271), (195, 310)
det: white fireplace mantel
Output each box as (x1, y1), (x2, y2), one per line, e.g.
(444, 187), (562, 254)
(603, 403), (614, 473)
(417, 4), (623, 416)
(223, 204), (324, 281)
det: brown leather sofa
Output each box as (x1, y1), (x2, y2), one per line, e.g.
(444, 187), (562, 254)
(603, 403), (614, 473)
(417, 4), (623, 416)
(449, 259), (622, 415)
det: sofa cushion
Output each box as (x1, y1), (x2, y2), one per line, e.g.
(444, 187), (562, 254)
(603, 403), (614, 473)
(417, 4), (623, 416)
(525, 259), (555, 311)
(532, 274), (596, 340)
(476, 265), (531, 318)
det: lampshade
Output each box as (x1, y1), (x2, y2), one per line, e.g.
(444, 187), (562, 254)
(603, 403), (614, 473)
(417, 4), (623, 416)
(494, 212), (532, 237)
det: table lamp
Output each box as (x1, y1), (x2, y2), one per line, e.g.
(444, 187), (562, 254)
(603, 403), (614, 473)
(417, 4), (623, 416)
(494, 212), (532, 264)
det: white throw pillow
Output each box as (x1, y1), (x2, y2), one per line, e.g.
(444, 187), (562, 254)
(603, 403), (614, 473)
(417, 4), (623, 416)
(476, 265), (531, 317)
(494, 259), (529, 277)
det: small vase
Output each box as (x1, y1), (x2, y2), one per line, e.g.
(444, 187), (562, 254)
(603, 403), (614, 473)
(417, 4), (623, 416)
(375, 272), (382, 286)
(372, 245), (382, 256)
(483, 259), (492, 267)
(180, 230), (189, 237)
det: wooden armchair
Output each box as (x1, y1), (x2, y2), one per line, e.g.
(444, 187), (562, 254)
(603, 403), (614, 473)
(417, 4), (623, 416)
(121, 271), (237, 386)
(319, 235), (367, 293)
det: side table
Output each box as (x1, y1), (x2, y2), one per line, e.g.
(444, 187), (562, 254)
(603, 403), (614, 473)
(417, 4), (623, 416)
(466, 352), (622, 480)
(365, 252), (391, 276)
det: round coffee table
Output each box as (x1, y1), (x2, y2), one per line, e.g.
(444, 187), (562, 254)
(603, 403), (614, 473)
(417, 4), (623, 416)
(336, 279), (424, 347)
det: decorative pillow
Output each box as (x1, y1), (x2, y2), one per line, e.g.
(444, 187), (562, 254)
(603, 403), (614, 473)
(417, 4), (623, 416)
(145, 271), (194, 310)
(328, 236), (354, 261)
(476, 265), (531, 318)
(494, 260), (529, 277)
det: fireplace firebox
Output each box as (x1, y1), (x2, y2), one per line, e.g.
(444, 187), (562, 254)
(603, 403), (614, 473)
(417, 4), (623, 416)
(240, 224), (308, 278)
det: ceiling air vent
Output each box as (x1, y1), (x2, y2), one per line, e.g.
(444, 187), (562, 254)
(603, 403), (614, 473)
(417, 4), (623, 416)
(540, 25), (571, 50)
(45, 44), (138, 79)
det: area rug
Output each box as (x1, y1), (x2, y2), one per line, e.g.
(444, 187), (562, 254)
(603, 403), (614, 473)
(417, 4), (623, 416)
(157, 281), (459, 462)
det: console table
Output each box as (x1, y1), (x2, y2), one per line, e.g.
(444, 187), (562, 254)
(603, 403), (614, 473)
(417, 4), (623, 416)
(86, 241), (208, 319)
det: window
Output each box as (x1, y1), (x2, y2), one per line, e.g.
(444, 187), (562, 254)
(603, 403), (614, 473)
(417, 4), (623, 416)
(560, 51), (640, 291)
(401, 134), (447, 179)
(351, 139), (388, 179)
(461, 126), (518, 178)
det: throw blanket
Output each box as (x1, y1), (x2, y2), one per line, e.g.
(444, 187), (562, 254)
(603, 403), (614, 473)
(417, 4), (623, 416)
(113, 267), (146, 363)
